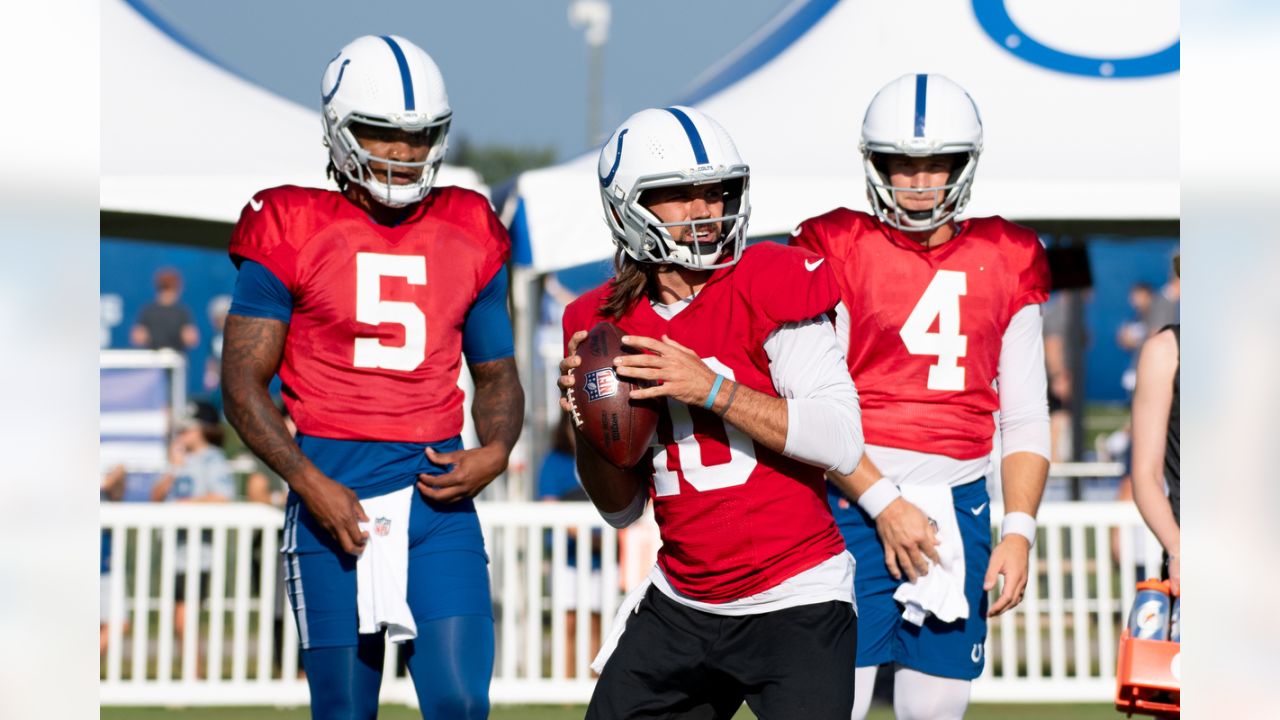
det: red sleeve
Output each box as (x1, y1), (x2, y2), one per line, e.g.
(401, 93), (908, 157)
(227, 187), (302, 292)
(561, 285), (616, 356)
(1010, 226), (1051, 316)
(463, 188), (512, 284)
(737, 243), (841, 329)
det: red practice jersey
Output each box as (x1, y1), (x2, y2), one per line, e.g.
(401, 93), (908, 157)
(229, 185), (510, 442)
(563, 243), (848, 603)
(791, 209), (1050, 460)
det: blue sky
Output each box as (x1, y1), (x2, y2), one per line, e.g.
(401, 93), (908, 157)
(138, 0), (789, 161)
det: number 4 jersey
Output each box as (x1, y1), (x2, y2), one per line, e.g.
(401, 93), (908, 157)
(562, 243), (848, 603)
(791, 209), (1050, 460)
(228, 185), (510, 443)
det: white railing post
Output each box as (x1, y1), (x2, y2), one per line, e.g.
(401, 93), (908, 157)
(524, 523), (542, 680)
(231, 523), (253, 683)
(1069, 522), (1089, 680)
(105, 523), (128, 682)
(550, 523), (567, 683)
(157, 524), (176, 683)
(1046, 525), (1067, 681)
(1095, 523), (1116, 679)
(207, 525), (227, 681)
(131, 524), (153, 681)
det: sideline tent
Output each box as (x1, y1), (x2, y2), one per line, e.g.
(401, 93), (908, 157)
(512, 0), (1178, 273)
(101, 0), (487, 245)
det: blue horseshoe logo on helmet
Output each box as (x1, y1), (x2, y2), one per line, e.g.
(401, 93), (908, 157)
(599, 128), (628, 187)
(322, 58), (351, 104)
(972, 0), (1178, 78)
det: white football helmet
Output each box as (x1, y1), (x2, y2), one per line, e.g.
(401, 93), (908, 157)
(860, 74), (983, 231)
(321, 35), (451, 207)
(598, 106), (750, 270)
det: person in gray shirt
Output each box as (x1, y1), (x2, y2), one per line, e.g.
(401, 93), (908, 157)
(150, 401), (233, 656)
(131, 267), (199, 353)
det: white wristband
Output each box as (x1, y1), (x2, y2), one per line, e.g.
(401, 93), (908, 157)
(856, 478), (901, 520)
(1001, 511), (1038, 546)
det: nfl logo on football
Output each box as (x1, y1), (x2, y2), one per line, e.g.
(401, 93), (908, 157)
(584, 368), (618, 402)
(374, 517), (391, 537)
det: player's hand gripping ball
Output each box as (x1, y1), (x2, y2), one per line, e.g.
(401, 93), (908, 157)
(567, 321), (659, 468)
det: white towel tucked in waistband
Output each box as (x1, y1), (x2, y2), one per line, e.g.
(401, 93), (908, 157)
(356, 486), (417, 644)
(892, 484), (969, 626)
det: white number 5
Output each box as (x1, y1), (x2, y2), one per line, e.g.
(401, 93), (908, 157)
(899, 270), (968, 391)
(353, 252), (426, 371)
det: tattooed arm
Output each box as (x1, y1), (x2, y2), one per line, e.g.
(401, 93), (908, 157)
(222, 314), (368, 554)
(418, 356), (525, 503)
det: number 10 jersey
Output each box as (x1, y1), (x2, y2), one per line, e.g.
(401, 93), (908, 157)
(562, 243), (848, 603)
(791, 209), (1050, 461)
(228, 185), (510, 443)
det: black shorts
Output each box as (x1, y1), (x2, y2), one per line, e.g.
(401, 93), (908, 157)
(586, 587), (856, 720)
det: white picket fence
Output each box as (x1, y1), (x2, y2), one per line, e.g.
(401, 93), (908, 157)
(99, 497), (1161, 707)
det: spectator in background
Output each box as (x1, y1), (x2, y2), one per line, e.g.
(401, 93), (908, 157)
(1117, 282), (1154, 395)
(1146, 262), (1180, 332)
(536, 414), (602, 677)
(203, 294), (232, 394)
(131, 267), (199, 353)
(150, 400), (234, 656)
(1131, 255), (1180, 595)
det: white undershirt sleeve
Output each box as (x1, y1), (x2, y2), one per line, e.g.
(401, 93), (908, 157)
(763, 314), (864, 475)
(998, 304), (1051, 460)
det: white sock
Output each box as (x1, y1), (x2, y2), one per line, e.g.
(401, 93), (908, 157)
(851, 665), (879, 720)
(892, 666), (972, 720)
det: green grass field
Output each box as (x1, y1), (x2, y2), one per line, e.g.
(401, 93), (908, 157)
(102, 702), (1119, 719)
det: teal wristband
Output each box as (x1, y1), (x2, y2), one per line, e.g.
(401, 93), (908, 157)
(704, 374), (725, 410)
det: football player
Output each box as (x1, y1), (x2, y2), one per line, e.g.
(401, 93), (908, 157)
(221, 35), (523, 720)
(559, 106), (865, 719)
(790, 74), (1051, 720)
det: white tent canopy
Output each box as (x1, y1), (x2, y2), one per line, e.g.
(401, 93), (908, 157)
(513, 0), (1178, 273)
(100, 0), (485, 226)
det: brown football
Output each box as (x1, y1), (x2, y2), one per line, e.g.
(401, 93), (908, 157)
(567, 321), (659, 468)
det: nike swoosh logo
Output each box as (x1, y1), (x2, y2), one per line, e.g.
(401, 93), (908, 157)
(804, 258), (824, 271)
(970, 502), (988, 515)
(791, 225), (803, 237)
(249, 197), (263, 212)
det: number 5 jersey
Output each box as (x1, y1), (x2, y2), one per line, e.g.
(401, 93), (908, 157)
(228, 184), (510, 444)
(791, 209), (1051, 462)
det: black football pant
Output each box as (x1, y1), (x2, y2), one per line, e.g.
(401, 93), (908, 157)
(586, 586), (856, 719)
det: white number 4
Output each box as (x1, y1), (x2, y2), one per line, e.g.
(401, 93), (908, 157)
(353, 252), (426, 371)
(899, 270), (968, 391)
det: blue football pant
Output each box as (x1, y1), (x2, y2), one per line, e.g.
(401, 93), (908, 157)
(302, 615), (494, 720)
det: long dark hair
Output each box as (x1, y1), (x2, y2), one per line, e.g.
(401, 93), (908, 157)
(601, 249), (657, 320)
(326, 159), (349, 192)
